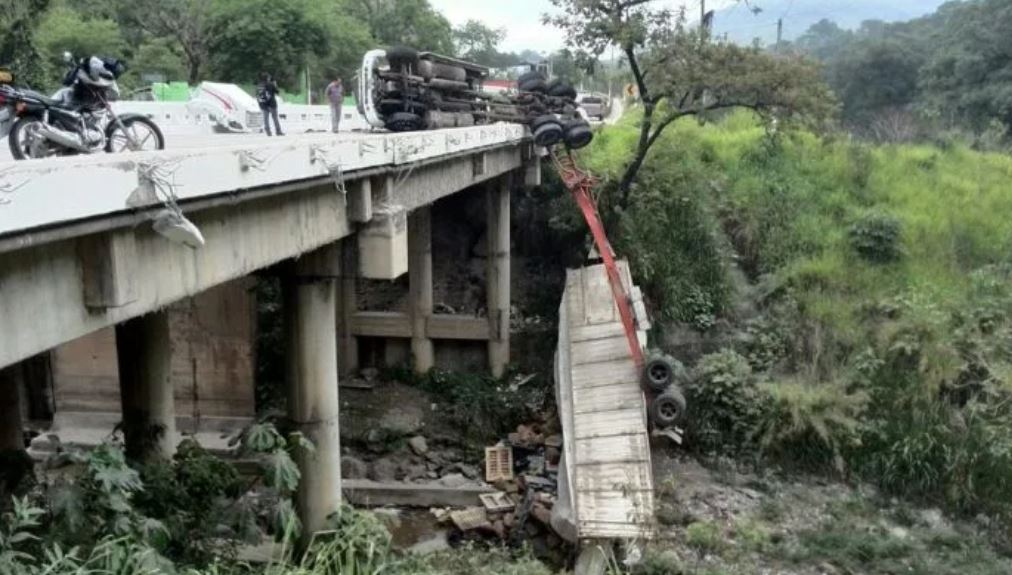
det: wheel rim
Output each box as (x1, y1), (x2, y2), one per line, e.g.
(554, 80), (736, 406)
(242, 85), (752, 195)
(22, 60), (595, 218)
(109, 121), (159, 152)
(19, 121), (48, 158)
(649, 364), (669, 385)
(658, 400), (679, 420)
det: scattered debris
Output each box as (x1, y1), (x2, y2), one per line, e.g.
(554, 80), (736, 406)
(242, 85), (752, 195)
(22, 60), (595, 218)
(408, 435), (429, 455)
(485, 445), (514, 482)
(480, 492), (516, 513)
(450, 507), (491, 531)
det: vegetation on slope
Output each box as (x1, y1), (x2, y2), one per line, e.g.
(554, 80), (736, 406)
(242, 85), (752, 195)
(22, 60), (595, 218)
(574, 109), (1012, 533)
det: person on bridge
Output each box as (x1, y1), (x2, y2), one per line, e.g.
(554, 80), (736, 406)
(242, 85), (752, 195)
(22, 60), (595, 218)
(325, 76), (344, 133)
(257, 72), (284, 136)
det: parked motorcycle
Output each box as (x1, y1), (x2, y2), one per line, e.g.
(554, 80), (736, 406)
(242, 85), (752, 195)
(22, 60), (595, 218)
(0, 53), (164, 160)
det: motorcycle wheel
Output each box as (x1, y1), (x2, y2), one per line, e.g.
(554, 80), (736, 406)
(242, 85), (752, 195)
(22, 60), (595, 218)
(106, 116), (165, 153)
(8, 116), (49, 160)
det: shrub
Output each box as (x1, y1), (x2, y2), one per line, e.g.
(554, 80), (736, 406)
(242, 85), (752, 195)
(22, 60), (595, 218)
(686, 521), (727, 557)
(685, 350), (762, 454)
(751, 380), (867, 473)
(848, 213), (903, 263)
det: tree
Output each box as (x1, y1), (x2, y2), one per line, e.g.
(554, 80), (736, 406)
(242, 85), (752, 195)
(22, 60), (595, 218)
(35, 5), (127, 90)
(794, 19), (853, 62)
(919, 0), (1012, 132)
(830, 39), (922, 126)
(207, 0), (329, 89)
(453, 19), (506, 64)
(127, 38), (187, 85)
(544, 1), (833, 205)
(0, 0), (51, 87)
(348, 0), (455, 55)
(122, 0), (217, 85)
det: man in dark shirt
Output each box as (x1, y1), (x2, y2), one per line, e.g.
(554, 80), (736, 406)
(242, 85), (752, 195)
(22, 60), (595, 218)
(256, 72), (284, 136)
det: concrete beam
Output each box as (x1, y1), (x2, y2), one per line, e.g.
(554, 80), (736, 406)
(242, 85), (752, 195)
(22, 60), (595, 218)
(0, 363), (25, 452)
(284, 243), (342, 538)
(343, 480), (496, 508)
(350, 312), (491, 341)
(487, 176), (512, 377)
(78, 231), (138, 310)
(408, 207), (435, 373)
(116, 310), (176, 461)
(347, 179), (373, 223)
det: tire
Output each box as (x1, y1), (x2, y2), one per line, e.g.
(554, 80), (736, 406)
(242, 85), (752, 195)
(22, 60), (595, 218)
(548, 82), (578, 100)
(384, 111), (424, 132)
(519, 78), (548, 94)
(649, 387), (687, 428)
(564, 120), (593, 150)
(386, 46), (419, 71)
(518, 71), (545, 85)
(8, 116), (47, 160)
(642, 353), (684, 392)
(531, 114), (560, 131)
(106, 116), (165, 153)
(533, 121), (563, 147)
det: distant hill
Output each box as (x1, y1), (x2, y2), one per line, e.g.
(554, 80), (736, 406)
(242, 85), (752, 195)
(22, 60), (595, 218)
(712, 0), (955, 45)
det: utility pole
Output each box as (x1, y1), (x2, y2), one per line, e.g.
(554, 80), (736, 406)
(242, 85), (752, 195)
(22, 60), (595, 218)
(700, 0), (706, 29)
(776, 18), (784, 52)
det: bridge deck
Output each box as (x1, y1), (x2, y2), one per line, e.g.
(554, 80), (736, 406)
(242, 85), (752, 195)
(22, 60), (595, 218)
(0, 124), (525, 245)
(557, 262), (654, 540)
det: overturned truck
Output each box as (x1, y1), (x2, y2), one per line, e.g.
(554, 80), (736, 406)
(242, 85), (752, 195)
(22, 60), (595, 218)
(357, 46), (593, 149)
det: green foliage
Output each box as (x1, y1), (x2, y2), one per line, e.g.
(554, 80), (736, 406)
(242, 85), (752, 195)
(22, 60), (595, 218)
(208, 0), (329, 88)
(685, 351), (760, 454)
(751, 380), (867, 473)
(685, 521), (727, 557)
(347, 0), (455, 55)
(848, 213), (903, 264)
(404, 368), (550, 444)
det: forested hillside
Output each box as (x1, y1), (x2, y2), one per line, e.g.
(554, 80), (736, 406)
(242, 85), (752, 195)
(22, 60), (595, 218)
(790, 0), (1012, 142)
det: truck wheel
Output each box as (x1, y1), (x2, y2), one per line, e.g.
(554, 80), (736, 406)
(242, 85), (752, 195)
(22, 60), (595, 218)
(649, 387), (687, 428)
(385, 111), (423, 132)
(563, 120), (593, 150)
(549, 82), (578, 100)
(379, 98), (426, 114)
(643, 353), (684, 392)
(386, 46), (419, 71)
(533, 121), (564, 147)
(519, 78), (548, 94)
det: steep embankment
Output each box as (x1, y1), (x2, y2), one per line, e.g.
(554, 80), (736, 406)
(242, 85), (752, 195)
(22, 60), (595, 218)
(577, 111), (1012, 538)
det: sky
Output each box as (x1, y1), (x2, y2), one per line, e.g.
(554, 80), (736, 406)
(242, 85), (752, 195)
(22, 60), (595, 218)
(428, 0), (738, 55)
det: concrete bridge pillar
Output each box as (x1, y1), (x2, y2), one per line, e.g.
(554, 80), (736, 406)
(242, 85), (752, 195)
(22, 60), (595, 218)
(116, 311), (176, 461)
(284, 243), (342, 538)
(0, 363), (25, 452)
(338, 238), (359, 376)
(487, 175), (512, 378)
(409, 206), (435, 374)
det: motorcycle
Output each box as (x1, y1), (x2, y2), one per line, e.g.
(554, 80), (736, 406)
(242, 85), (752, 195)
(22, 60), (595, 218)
(0, 53), (164, 160)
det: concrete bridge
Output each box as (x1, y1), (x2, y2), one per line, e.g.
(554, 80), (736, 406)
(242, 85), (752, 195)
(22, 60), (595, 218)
(0, 125), (540, 534)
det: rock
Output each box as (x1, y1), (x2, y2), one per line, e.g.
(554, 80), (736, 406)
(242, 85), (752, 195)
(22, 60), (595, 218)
(341, 456), (369, 479)
(818, 562), (840, 575)
(426, 471), (439, 479)
(919, 508), (947, 530)
(439, 473), (471, 489)
(503, 512), (516, 528)
(546, 533), (562, 549)
(360, 367), (380, 382)
(456, 463), (480, 480)
(887, 526), (910, 540)
(491, 520), (506, 539)
(408, 436), (429, 455)
(545, 446), (561, 465)
(408, 532), (451, 555)
(369, 457), (401, 482)
(404, 464), (429, 482)
(531, 502), (553, 526)
(524, 522), (541, 537)
(544, 434), (563, 449)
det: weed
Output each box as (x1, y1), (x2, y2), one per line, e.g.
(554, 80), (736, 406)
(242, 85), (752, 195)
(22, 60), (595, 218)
(685, 521), (727, 557)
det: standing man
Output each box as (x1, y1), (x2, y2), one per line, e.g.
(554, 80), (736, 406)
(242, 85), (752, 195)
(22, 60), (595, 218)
(325, 76), (344, 133)
(257, 72), (284, 136)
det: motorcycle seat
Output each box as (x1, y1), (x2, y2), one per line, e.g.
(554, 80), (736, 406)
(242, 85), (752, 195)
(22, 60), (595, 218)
(23, 89), (72, 109)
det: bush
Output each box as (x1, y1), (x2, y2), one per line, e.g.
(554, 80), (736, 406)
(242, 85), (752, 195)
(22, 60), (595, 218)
(751, 380), (867, 473)
(685, 350), (762, 454)
(848, 213), (903, 264)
